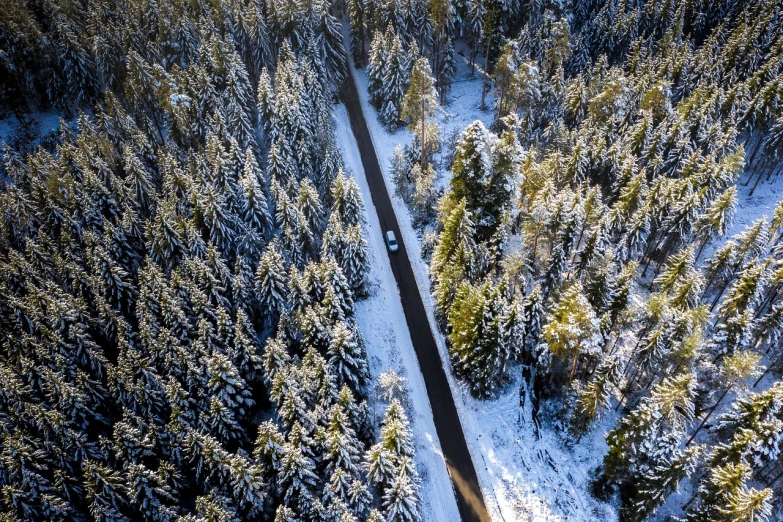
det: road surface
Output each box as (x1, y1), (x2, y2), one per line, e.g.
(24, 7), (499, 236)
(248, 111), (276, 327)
(339, 75), (492, 522)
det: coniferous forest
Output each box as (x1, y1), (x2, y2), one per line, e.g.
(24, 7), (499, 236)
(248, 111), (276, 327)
(0, 1), (424, 521)
(352, 0), (783, 519)
(4, 0), (783, 520)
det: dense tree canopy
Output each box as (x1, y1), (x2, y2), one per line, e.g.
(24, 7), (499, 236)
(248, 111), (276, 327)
(350, 0), (783, 518)
(0, 1), (421, 520)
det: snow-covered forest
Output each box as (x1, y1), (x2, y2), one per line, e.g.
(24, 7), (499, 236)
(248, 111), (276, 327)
(350, 0), (783, 520)
(4, 0), (783, 520)
(0, 1), (424, 521)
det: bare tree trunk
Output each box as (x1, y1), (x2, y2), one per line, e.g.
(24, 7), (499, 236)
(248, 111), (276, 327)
(682, 490), (698, 512)
(640, 231), (662, 277)
(754, 456), (779, 482)
(480, 41), (492, 111)
(749, 158), (777, 197)
(616, 365), (642, 411)
(765, 159), (783, 182)
(764, 466), (783, 488)
(694, 237), (708, 263)
(686, 385), (733, 446)
(755, 284), (781, 319)
(747, 133), (766, 170)
(570, 223), (588, 266)
(569, 350), (580, 381)
(479, 3), (496, 112)
(420, 98), (426, 166)
(710, 279), (730, 312)
(754, 357), (776, 387)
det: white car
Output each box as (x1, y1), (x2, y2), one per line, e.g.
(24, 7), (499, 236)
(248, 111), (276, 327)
(386, 230), (399, 252)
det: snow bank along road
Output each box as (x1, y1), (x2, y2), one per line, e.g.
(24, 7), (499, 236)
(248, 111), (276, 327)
(339, 72), (491, 522)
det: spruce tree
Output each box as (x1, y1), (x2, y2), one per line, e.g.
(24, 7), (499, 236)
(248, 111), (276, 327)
(379, 32), (410, 129)
(432, 197), (476, 318)
(256, 244), (288, 326)
(327, 321), (370, 391)
(447, 280), (507, 397)
(367, 31), (389, 108)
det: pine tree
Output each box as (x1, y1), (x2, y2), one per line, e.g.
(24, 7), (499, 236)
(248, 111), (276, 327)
(224, 55), (257, 151)
(126, 462), (176, 522)
(254, 420), (285, 476)
(367, 31), (389, 107)
(331, 171), (365, 228)
(540, 283), (601, 383)
(401, 57), (439, 165)
(449, 120), (519, 240)
(365, 443), (397, 489)
(604, 373), (697, 485)
(0, 3), (417, 521)
(433, 33), (455, 103)
(522, 285), (545, 355)
(279, 441), (320, 518)
(686, 350), (762, 446)
(382, 471), (421, 522)
(239, 148), (271, 238)
(711, 259), (768, 358)
(348, 0), (366, 65)
(624, 444), (702, 522)
(409, 163), (438, 224)
(206, 352), (254, 418)
(322, 404), (365, 512)
(693, 186), (737, 261)
(450, 121), (493, 213)
(297, 178), (324, 237)
(343, 225), (371, 296)
(569, 359), (619, 440)
(83, 460), (131, 522)
(231, 309), (263, 382)
(364, 399), (420, 517)
(199, 183), (237, 257)
(685, 462), (772, 522)
(431, 198), (476, 317)
(189, 492), (240, 522)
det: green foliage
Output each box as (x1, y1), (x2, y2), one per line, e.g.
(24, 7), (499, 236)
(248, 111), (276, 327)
(447, 279), (508, 396)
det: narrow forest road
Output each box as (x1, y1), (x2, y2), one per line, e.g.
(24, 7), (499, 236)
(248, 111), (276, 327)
(339, 74), (492, 522)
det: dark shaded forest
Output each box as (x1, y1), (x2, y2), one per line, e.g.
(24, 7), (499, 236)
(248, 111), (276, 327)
(0, 0), (421, 521)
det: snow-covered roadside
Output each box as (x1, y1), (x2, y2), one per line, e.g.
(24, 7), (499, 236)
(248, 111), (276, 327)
(333, 103), (462, 521)
(341, 41), (616, 521)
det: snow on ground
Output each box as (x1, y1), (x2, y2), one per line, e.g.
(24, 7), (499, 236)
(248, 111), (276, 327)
(0, 111), (62, 147)
(333, 103), (462, 521)
(654, 165), (783, 520)
(339, 31), (616, 521)
(338, 24), (783, 521)
(699, 164), (783, 263)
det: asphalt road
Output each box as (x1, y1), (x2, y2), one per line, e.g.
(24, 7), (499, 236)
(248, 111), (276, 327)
(339, 75), (492, 522)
